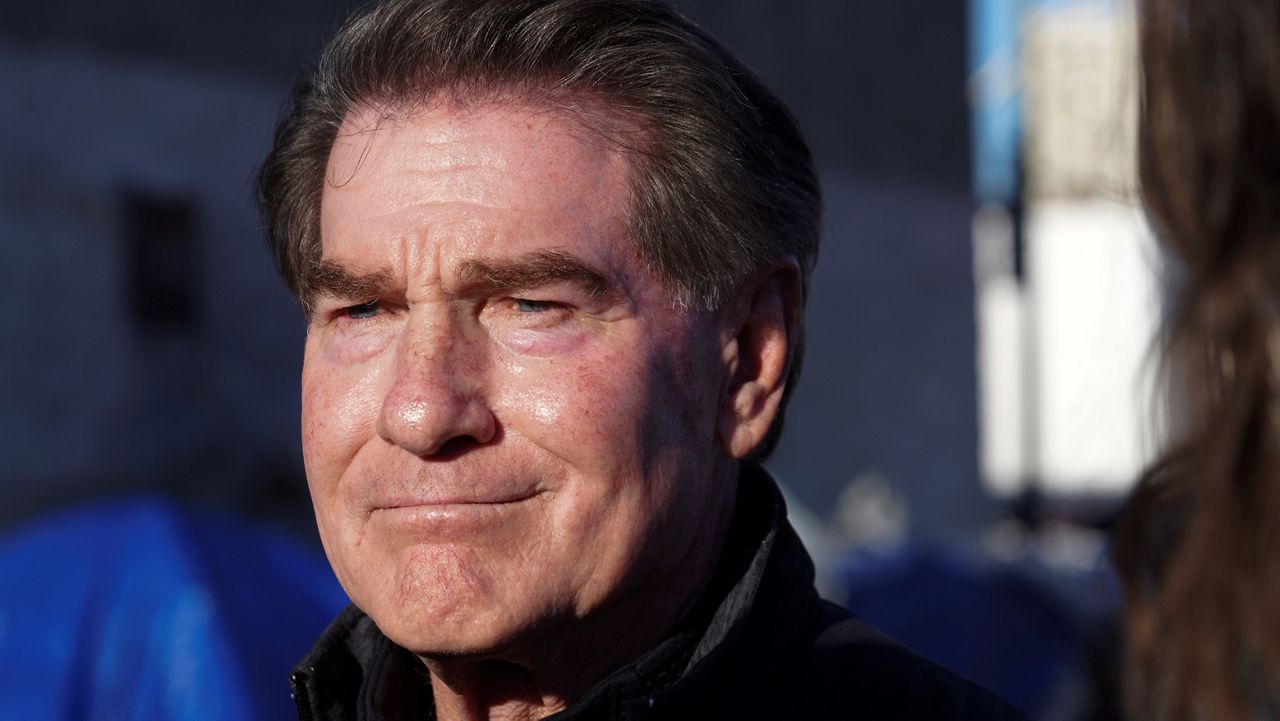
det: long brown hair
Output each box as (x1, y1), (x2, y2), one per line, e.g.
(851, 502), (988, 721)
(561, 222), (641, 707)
(1113, 0), (1280, 719)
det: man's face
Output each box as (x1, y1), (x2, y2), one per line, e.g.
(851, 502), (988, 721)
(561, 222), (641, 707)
(301, 99), (736, 657)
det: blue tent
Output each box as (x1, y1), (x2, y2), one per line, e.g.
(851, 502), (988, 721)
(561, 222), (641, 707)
(0, 498), (348, 721)
(837, 543), (1118, 720)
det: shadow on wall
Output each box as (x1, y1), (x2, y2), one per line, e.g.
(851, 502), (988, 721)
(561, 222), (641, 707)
(0, 39), (310, 531)
(769, 172), (999, 541)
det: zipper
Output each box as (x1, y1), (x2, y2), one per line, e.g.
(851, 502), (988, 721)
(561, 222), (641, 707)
(290, 669), (314, 721)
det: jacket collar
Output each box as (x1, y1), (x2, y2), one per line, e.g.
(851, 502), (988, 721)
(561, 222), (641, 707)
(291, 464), (821, 720)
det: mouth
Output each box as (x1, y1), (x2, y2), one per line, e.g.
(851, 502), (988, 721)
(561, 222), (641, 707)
(367, 492), (545, 540)
(372, 490), (544, 512)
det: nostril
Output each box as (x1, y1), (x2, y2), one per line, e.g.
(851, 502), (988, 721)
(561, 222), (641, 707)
(430, 435), (484, 460)
(396, 423), (503, 461)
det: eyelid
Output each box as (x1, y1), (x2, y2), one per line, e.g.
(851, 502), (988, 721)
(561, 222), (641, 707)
(345, 299), (382, 316)
(313, 297), (383, 324)
(501, 281), (587, 302)
(511, 293), (566, 303)
(480, 294), (572, 321)
(513, 297), (565, 312)
(312, 294), (364, 312)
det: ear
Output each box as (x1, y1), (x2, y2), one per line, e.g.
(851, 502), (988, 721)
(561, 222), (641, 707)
(717, 260), (803, 460)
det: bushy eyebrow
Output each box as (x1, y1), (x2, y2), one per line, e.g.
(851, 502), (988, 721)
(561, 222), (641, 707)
(307, 261), (397, 306)
(456, 250), (620, 301)
(304, 250), (621, 310)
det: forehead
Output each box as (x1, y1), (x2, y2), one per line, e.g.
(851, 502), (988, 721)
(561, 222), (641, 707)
(320, 97), (638, 271)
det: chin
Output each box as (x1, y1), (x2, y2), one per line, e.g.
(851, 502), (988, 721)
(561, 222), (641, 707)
(352, 543), (544, 659)
(372, 602), (546, 661)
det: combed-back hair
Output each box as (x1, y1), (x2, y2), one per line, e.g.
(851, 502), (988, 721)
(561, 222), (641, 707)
(255, 0), (821, 460)
(1112, 0), (1280, 719)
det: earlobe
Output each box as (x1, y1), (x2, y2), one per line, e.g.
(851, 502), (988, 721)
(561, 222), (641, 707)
(716, 261), (802, 460)
(721, 383), (770, 459)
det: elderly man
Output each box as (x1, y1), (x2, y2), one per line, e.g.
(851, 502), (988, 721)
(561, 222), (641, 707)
(257, 1), (1023, 719)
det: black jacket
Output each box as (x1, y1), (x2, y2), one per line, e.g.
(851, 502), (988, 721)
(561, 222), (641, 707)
(291, 466), (1028, 720)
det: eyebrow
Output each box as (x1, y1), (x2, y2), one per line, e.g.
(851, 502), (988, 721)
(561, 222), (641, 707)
(456, 250), (620, 301)
(304, 249), (621, 309)
(306, 261), (396, 308)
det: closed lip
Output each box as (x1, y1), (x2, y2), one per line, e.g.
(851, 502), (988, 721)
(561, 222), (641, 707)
(372, 490), (543, 511)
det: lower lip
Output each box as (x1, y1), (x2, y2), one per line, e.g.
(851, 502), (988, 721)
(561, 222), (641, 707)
(371, 499), (534, 540)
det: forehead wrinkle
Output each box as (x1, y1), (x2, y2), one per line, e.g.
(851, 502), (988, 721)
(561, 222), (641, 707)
(329, 97), (638, 229)
(328, 107), (505, 202)
(319, 99), (645, 310)
(350, 92), (638, 175)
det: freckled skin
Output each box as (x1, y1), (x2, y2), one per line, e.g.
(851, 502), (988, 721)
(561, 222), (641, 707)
(301, 100), (745, 716)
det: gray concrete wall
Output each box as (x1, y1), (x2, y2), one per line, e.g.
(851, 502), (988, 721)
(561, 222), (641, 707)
(0, 40), (306, 526)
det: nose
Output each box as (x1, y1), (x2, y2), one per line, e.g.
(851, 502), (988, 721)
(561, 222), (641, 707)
(376, 323), (496, 457)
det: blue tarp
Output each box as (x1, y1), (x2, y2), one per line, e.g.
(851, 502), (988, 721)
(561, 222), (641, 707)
(0, 497), (1116, 720)
(0, 497), (348, 721)
(838, 543), (1117, 720)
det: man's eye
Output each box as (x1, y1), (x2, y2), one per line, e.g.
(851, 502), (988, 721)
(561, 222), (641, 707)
(515, 299), (557, 313)
(344, 301), (381, 319)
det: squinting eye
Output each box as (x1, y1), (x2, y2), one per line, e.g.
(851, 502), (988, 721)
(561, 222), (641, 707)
(344, 301), (381, 320)
(515, 299), (557, 313)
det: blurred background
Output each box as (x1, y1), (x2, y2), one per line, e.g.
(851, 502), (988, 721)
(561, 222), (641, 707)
(0, 0), (1153, 719)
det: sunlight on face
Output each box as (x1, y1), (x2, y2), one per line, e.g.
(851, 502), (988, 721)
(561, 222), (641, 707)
(300, 99), (736, 658)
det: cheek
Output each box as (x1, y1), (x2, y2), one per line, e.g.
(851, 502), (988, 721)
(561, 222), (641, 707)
(493, 333), (716, 489)
(501, 386), (573, 428)
(301, 350), (389, 495)
(495, 345), (644, 446)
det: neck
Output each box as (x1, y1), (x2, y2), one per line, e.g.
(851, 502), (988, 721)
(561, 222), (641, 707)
(421, 472), (740, 721)
(425, 661), (564, 721)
